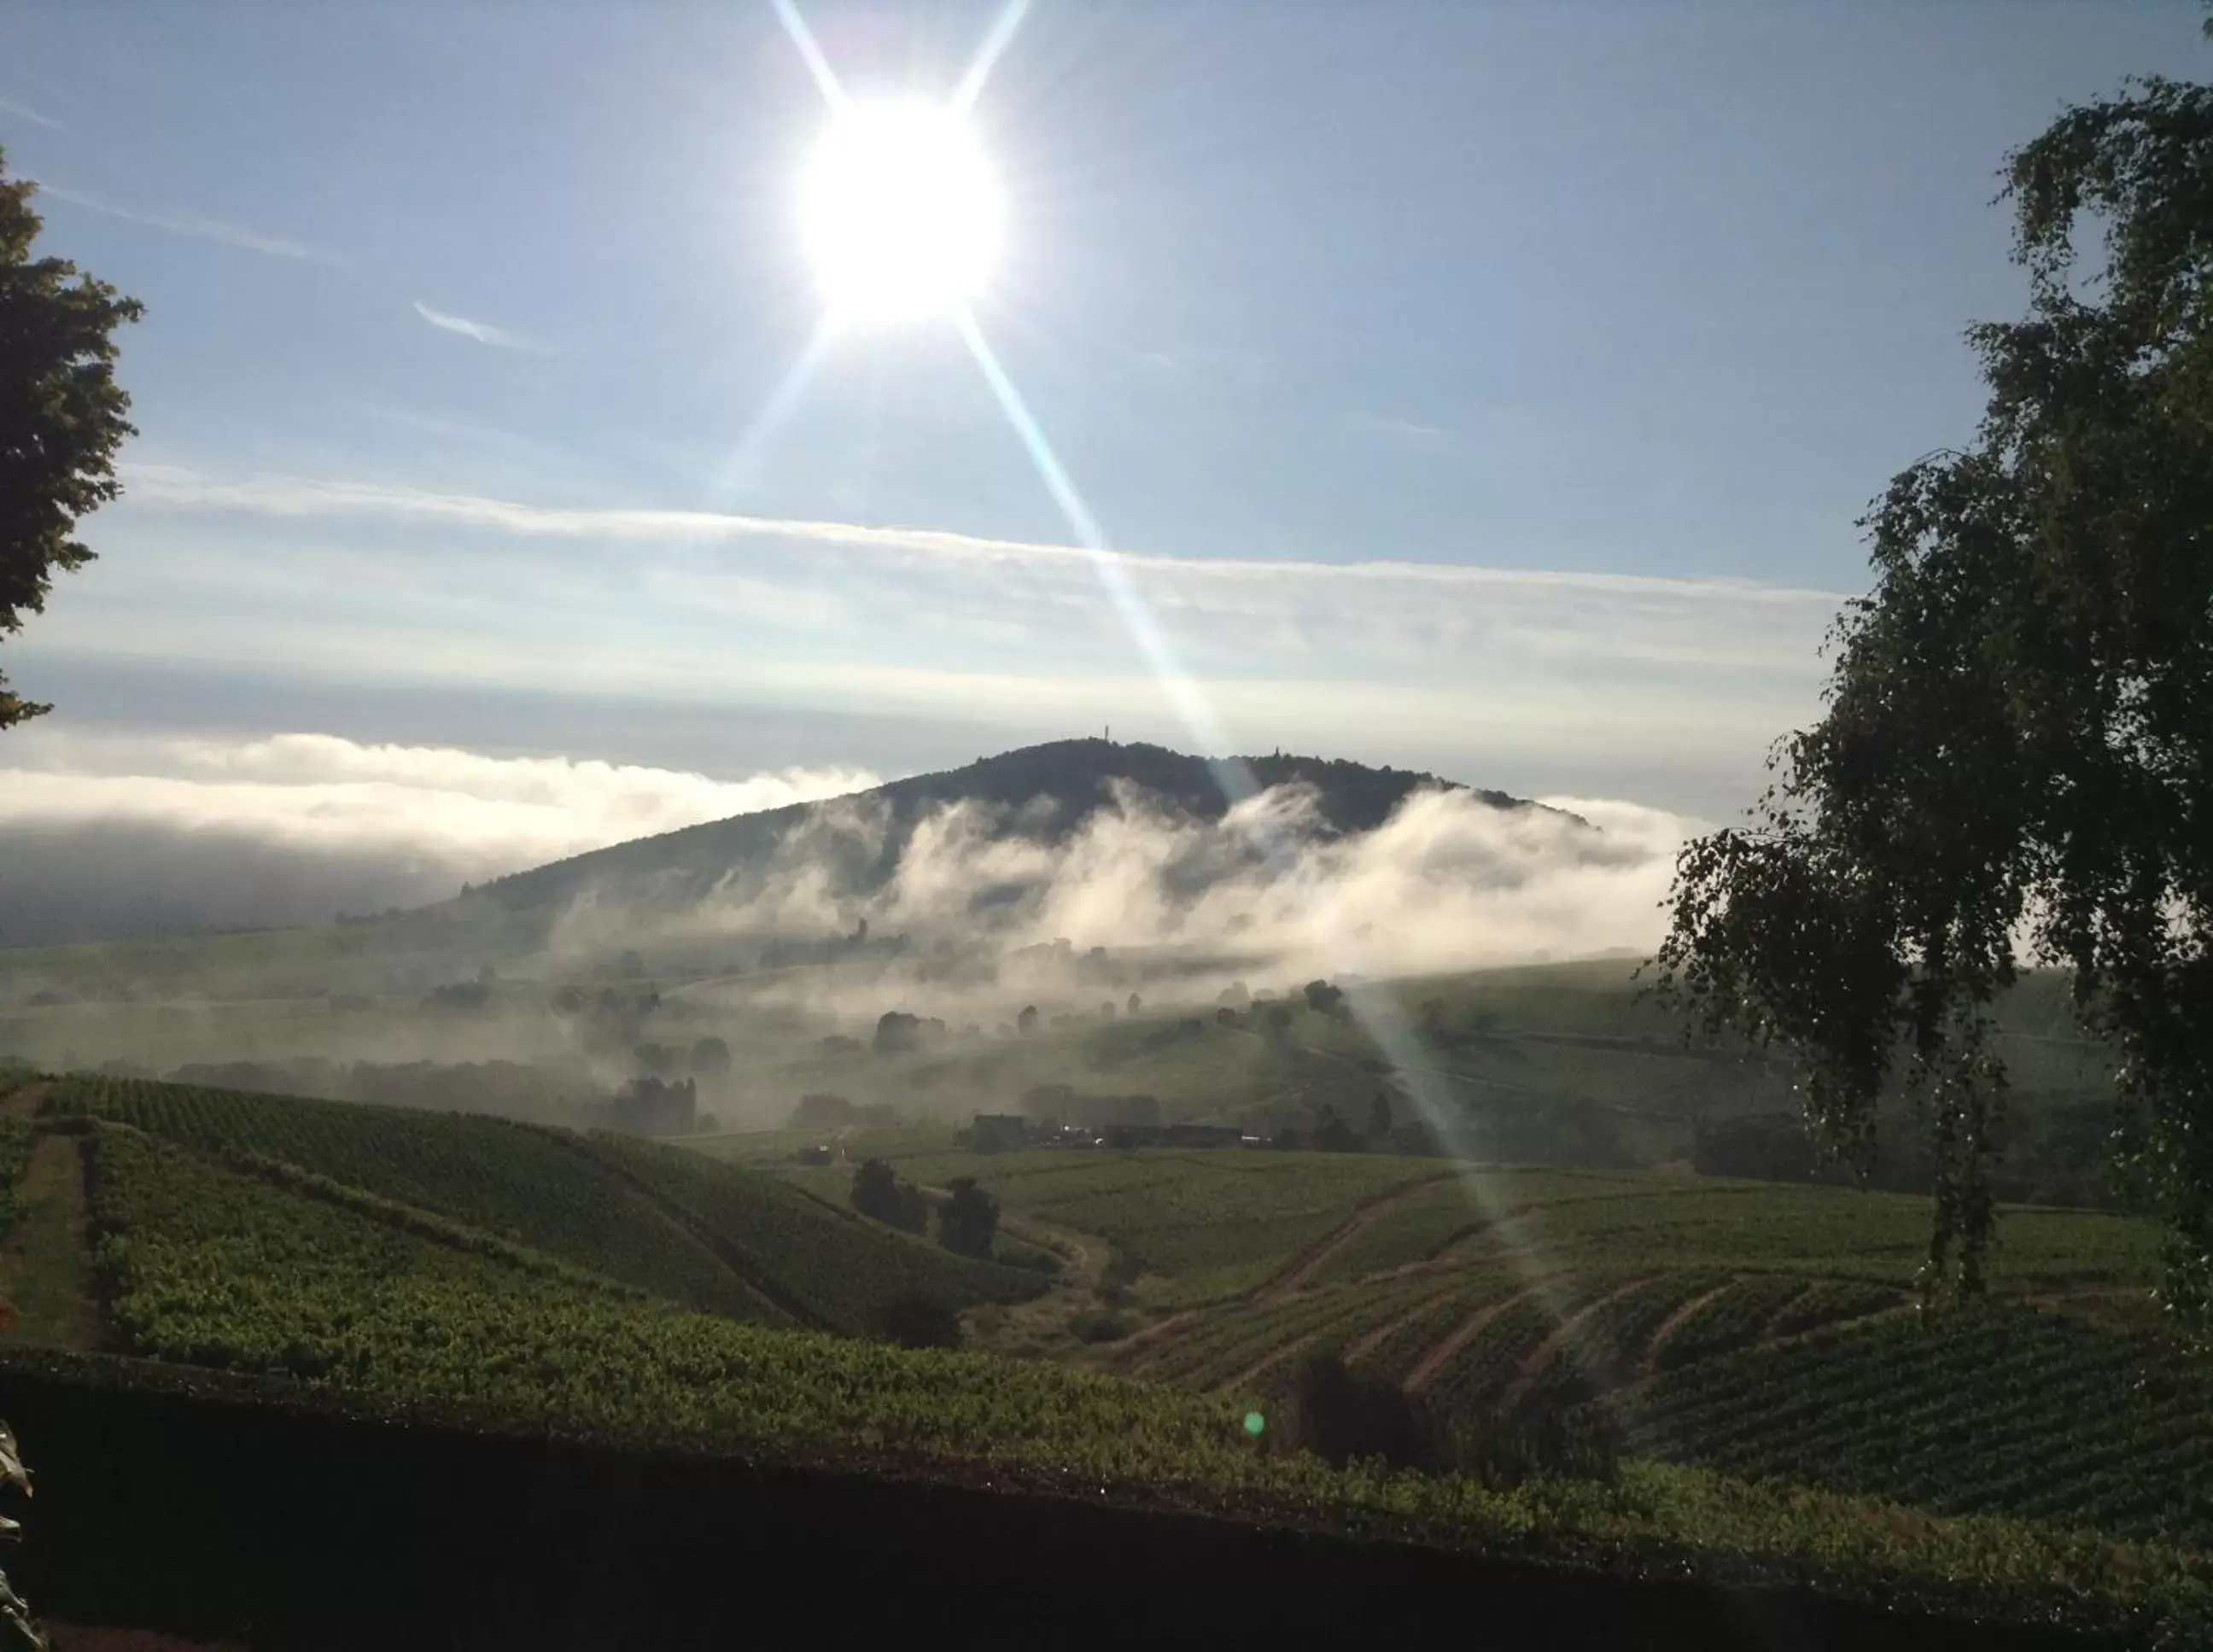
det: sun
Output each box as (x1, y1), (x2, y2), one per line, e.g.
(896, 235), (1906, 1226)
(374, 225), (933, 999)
(798, 97), (1002, 327)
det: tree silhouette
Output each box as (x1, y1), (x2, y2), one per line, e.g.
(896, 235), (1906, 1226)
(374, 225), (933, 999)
(1311, 1105), (1360, 1153)
(0, 149), (141, 732)
(938, 1176), (1000, 1258)
(1656, 67), (2213, 1321)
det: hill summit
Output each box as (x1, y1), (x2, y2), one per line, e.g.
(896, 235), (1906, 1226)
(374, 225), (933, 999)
(477, 738), (1565, 916)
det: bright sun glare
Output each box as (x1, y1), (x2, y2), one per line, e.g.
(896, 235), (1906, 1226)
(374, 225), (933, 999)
(799, 98), (1002, 326)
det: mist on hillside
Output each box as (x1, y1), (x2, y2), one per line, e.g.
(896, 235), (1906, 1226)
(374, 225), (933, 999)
(0, 755), (1707, 1132)
(548, 777), (1690, 1010)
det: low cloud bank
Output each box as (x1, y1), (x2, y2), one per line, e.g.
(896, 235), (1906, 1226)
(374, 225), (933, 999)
(0, 730), (877, 945)
(0, 726), (1703, 984)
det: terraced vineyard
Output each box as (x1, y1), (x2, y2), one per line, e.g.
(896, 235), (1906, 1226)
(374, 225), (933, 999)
(1622, 1305), (2213, 1549)
(0, 1068), (2197, 1640)
(888, 1148), (1452, 1304)
(921, 1135), (2185, 1553)
(32, 1112), (2206, 1641)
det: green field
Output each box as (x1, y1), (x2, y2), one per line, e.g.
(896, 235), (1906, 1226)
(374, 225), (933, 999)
(0, 1071), (2195, 1638)
(45, 1074), (1042, 1337)
(809, 1130), (2187, 1556)
(881, 1147), (1453, 1304)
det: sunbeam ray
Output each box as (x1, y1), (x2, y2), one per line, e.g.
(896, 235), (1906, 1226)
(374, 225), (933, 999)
(772, 0), (849, 111)
(764, 3), (1541, 1309)
(704, 319), (835, 508)
(950, 304), (1544, 1299)
(953, 0), (1034, 115)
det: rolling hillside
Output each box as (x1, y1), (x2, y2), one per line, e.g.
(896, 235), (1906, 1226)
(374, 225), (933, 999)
(0, 736), (1579, 1005)
(0, 1071), (2200, 1641)
(826, 1133), (2193, 1549)
(44, 1075), (1047, 1336)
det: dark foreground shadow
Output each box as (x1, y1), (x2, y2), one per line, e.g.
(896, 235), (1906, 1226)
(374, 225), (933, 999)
(0, 1359), (2108, 1652)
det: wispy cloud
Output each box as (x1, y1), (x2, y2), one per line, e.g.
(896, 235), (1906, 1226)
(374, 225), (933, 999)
(116, 463), (1849, 610)
(412, 300), (552, 353)
(33, 182), (343, 265)
(1351, 411), (1451, 447)
(0, 96), (62, 131)
(63, 461), (1846, 814)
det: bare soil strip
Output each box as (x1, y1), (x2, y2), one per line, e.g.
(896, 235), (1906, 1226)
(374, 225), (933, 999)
(1638, 1278), (1738, 1377)
(1755, 1299), (1916, 1352)
(1404, 1288), (1530, 1395)
(1213, 1328), (1326, 1397)
(1102, 1311), (1203, 1375)
(1342, 1281), (1460, 1367)
(1256, 1173), (1457, 1305)
(0, 1078), (51, 1121)
(0, 1130), (100, 1350)
(44, 1629), (244, 1652)
(1491, 1275), (1658, 1415)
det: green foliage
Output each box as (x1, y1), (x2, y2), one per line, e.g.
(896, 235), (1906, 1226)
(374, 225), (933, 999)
(890, 1149), (1444, 1305)
(1277, 1351), (1619, 1489)
(1278, 1351), (1444, 1472)
(868, 1292), (962, 1350)
(1451, 1386), (1623, 1491)
(0, 149), (142, 731)
(39, 1108), (2213, 1638)
(1624, 1304), (2213, 1550)
(937, 1176), (999, 1258)
(0, 1120), (35, 1244)
(1310, 1106), (1360, 1153)
(1066, 1307), (1134, 1345)
(1650, 1275), (1822, 1373)
(1303, 981), (1346, 1017)
(1654, 68), (2213, 1322)
(850, 1156), (928, 1234)
(47, 1074), (778, 1320)
(575, 1133), (1042, 1336)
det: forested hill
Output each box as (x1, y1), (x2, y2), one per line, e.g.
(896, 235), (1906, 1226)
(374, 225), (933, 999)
(474, 738), (1569, 914)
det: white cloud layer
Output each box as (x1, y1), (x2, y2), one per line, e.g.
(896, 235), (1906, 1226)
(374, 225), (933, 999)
(0, 729), (876, 878)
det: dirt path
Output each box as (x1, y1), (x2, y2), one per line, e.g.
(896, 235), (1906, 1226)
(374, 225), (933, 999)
(1341, 1283), (1456, 1368)
(909, 1181), (1098, 1280)
(0, 1130), (98, 1350)
(1255, 1172), (1454, 1305)
(549, 1135), (827, 1330)
(1097, 1309), (1202, 1375)
(44, 1629), (244, 1652)
(1753, 1298), (1915, 1352)
(0, 1078), (51, 1121)
(1404, 1288), (1529, 1395)
(1638, 1277), (1737, 1376)
(1212, 1328), (1327, 1397)
(1492, 1275), (1657, 1415)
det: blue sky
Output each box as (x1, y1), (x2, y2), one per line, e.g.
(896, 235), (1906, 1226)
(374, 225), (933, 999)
(1, 0), (2201, 827)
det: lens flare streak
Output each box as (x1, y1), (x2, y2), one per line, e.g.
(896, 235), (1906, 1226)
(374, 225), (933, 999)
(764, 0), (1547, 1308)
